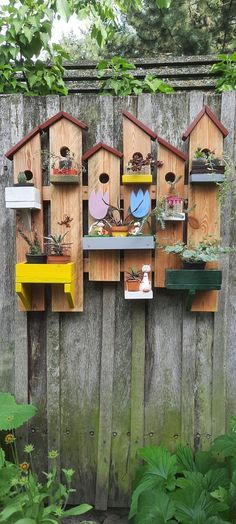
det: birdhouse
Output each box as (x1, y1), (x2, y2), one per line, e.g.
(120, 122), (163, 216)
(5, 111), (88, 313)
(155, 136), (187, 288)
(122, 110), (156, 293)
(82, 142), (123, 282)
(182, 105), (229, 312)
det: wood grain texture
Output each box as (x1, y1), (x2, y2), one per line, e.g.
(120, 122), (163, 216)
(123, 115), (152, 278)
(50, 118), (83, 311)
(0, 93), (236, 512)
(187, 113), (224, 312)
(88, 150), (120, 281)
(95, 285), (116, 510)
(14, 133), (45, 311)
(155, 145), (185, 287)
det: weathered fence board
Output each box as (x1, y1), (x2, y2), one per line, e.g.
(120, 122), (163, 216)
(0, 92), (236, 512)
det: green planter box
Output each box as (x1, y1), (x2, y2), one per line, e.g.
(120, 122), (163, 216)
(165, 269), (222, 310)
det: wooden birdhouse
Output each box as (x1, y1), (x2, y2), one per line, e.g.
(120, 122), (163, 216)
(122, 110), (156, 298)
(82, 142), (123, 282)
(182, 105), (229, 312)
(155, 136), (187, 288)
(5, 111), (88, 313)
(5, 126), (45, 311)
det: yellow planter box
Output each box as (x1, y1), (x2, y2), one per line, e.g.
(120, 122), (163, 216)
(15, 263), (76, 310)
(122, 174), (152, 184)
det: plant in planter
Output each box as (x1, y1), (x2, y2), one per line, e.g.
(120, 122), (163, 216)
(126, 267), (142, 291)
(15, 170), (34, 186)
(126, 152), (163, 174)
(44, 231), (72, 263)
(162, 238), (235, 269)
(190, 147), (226, 182)
(17, 226), (47, 264)
(102, 201), (145, 237)
(41, 149), (83, 179)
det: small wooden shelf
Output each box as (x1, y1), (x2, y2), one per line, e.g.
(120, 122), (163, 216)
(83, 236), (155, 250)
(162, 213), (185, 221)
(5, 187), (41, 210)
(165, 269), (222, 310)
(50, 175), (79, 184)
(122, 174), (152, 184)
(125, 290), (153, 300)
(15, 262), (76, 310)
(190, 173), (225, 183)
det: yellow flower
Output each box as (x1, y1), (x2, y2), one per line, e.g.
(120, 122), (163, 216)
(48, 450), (59, 459)
(19, 462), (29, 472)
(4, 433), (15, 444)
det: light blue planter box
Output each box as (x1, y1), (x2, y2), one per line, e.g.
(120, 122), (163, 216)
(83, 236), (155, 250)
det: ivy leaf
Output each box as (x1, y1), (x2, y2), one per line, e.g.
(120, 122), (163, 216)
(23, 27), (33, 43)
(56, 0), (71, 21)
(0, 392), (37, 430)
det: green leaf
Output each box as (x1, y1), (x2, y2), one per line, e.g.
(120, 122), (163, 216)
(211, 433), (236, 457)
(15, 520), (37, 524)
(135, 489), (175, 524)
(61, 504), (92, 516)
(56, 0), (71, 21)
(23, 27), (33, 43)
(156, 0), (172, 7)
(176, 445), (196, 472)
(0, 392), (37, 430)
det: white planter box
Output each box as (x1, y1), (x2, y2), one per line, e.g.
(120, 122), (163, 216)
(125, 290), (153, 300)
(5, 186), (41, 210)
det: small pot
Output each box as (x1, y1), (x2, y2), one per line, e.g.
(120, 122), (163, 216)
(183, 260), (206, 270)
(59, 159), (72, 169)
(47, 255), (71, 264)
(126, 279), (140, 292)
(26, 253), (47, 264)
(192, 158), (207, 167)
(111, 226), (129, 237)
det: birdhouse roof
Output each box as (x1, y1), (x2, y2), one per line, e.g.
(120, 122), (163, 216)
(5, 111), (88, 160)
(122, 110), (157, 140)
(39, 111), (88, 131)
(157, 136), (187, 160)
(5, 127), (41, 160)
(82, 142), (123, 160)
(182, 105), (228, 141)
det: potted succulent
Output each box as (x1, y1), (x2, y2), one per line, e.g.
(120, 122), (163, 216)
(126, 152), (163, 174)
(44, 231), (72, 263)
(17, 227), (47, 264)
(126, 268), (142, 291)
(5, 170), (41, 210)
(162, 238), (235, 269)
(103, 201), (144, 237)
(191, 148), (225, 183)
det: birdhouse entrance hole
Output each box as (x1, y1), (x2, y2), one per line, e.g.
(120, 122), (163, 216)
(99, 173), (110, 184)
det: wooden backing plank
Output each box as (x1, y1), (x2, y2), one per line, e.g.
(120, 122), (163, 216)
(129, 302), (145, 482)
(187, 113), (223, 312)
(108, 283), (132, 507)
(0, 95), (17, 393)
(14, 133), (45, 310)
(215, 91), (236, 435)
(155, 146), (185, 287)
(95, 285), (116, 510)
(46, 312), (61, 470)
(194, 314), (214, 450)
(60, 279), (102, 504)
(50, 118), (83, 311)
(181, 312), (197, 447)
(123, 116), (152, 280)
(88, 150), (120, 281)
(145, 290), (182, 451)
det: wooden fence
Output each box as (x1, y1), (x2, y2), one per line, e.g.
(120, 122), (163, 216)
(0, 91), (236, 511)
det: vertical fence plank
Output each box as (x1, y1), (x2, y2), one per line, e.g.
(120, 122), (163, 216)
(129, 302), (145, 481)
(95, 285), (116, 510)
(47, 312), (61, 468)
(212, 91), (236, 437)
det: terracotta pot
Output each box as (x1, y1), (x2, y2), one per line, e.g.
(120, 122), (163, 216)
(26, 253), (47, 264)
(126, 279), (140, 292)
(47, 255), (71, 264)
(111, 226), (129, 237)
